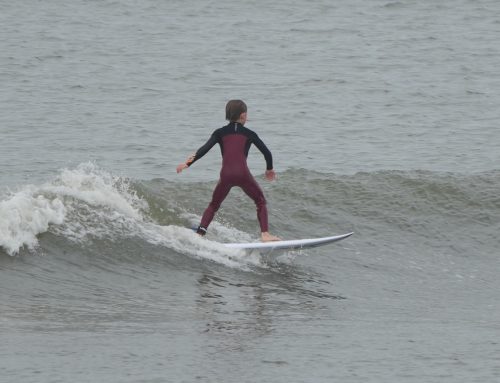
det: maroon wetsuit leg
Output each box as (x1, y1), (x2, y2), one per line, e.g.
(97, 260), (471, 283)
(240, 176), (268, 232)
(200, 179), (232, 229)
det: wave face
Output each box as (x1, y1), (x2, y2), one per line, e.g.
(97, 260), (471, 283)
(137, 167), (500, 259)
(2, 163), (498, 263)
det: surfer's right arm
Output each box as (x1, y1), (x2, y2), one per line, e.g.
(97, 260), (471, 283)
(251, 132), (276, 181)
(176, 131), (219, 173)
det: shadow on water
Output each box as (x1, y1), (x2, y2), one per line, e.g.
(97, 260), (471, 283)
(193, 259), (346, 344)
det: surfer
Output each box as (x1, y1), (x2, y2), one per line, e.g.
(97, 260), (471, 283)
(176, 100), (281, 242)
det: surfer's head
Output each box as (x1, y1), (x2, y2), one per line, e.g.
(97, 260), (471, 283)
(225, 100), (247, 122)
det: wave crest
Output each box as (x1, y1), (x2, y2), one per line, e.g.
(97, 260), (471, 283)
(0, 162), (144, 255)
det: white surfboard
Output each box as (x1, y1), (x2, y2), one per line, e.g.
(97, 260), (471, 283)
(223, 232), (353, 251)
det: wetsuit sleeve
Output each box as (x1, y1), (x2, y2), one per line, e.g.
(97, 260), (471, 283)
(187, 131), (219, 167)
(252, 133), (273, 170)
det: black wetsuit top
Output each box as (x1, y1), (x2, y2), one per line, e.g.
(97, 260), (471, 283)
(187, 122), (273, 171)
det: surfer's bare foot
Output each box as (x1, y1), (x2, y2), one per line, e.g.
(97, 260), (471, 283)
(196, 226), (207, 237)
(261, 232), (281, 242)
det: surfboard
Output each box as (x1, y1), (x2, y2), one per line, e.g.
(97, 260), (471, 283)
(223, 232), (353, 251)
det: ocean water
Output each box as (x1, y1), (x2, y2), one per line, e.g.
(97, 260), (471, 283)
(1, 0), (500, 382)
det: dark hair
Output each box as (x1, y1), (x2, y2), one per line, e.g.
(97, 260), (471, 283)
(225, 100), (247, 121)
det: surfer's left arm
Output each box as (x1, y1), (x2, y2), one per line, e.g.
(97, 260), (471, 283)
(176, 131), (219, 173)
(176, 153), (195, 173)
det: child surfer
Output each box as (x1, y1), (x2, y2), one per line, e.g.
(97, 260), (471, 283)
(176, 100), (280, 242)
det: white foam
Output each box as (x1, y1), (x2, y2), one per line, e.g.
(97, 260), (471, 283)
(0, 187), (66, 255)
(0, 162), (145, 255)
(137, 223), (263, 270)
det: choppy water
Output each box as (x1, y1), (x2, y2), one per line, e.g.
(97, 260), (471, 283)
(1, 0), (500, 382)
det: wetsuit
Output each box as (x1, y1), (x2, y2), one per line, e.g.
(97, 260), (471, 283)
(187, 122), (273, 234)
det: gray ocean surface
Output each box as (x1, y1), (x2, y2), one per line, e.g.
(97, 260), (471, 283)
(1, 0), (500, 382)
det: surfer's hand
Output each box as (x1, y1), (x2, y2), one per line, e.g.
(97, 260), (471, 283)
(177, 153), (196, 173)
(176, 163), (188, 173)
(265, 169), (276, 181)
